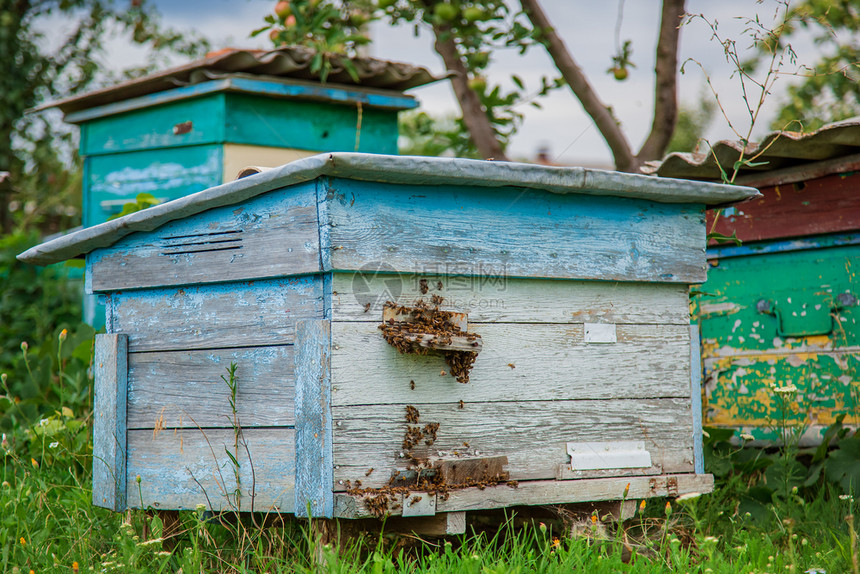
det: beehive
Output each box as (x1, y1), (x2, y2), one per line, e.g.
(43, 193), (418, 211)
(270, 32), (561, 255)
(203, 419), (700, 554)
(19, 153), (757, 526)
(652, 121), (860, 444)
(36, 46), (434, 325)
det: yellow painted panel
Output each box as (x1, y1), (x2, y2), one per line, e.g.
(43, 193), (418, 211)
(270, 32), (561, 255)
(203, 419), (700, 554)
(222, 144), (320, 182)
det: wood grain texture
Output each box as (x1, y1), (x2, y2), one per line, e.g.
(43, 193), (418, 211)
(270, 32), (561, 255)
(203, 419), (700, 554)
(331, 399), (695, 489)
(325, 178), (707, 283)
(388, 512), (467, 535)
(79, 93), (225, 156)
(93, 334), (129, 511)
(690, 325), (705, 474)
(111, 275), (324, 352)
(225, 93), (399, 155)
(332, 273), (690, 324)
(294, 319), (334, 518)
(330, 322), (692, 406)
(90, 184), (320, 291)
(127, 428), (295, 513)
(708, 171), (860, 244)
(333, 474), (714, 518)
(127, 346), (295, 429)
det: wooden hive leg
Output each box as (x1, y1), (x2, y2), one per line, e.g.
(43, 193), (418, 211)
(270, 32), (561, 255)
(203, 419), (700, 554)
(389, 512), (467, 537)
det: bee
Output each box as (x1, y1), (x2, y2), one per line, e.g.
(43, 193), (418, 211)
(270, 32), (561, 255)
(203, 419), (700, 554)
(437, 281), (444, 290)
(440, 370), (447, 376)
(507, 363), (516, 369)
(410, 380), (416, 390)
(419, 279), (429, 294)
(458, 400), (465, 409)
(365, 468), (374, 477)
(363, 303), (371, 313)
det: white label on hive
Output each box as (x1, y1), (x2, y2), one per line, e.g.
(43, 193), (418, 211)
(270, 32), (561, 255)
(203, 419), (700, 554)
(567, 441), (652, 470)
(584, 323), (617, 343)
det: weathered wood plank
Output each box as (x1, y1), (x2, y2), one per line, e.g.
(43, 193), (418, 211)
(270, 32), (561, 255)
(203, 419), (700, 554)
(225, 93), (400, 155)
(331, 273), (691, 325)
(388, 512), (467, 535)
(436, 456), (509, 484)
(325, 178), (707, 283)
(93, 334), (129, 511)
(90, 184), (320, 291)
(382, 306), (468, 330)
(690, 325), (705, 474)
(708, 171), (860, 243)
(703, 350), (860, 428)
(110, 275), (324, 352)
(397, 332), (483, 353)
(127, 346), (295, 429)
(331, 399), (694, 489)
(294, 319), (334, 518)
(79, 93), (226, 156)
(84, 145), (225, 230)
(333, 474), (714, 518)
(331, 322), (692, 405)
(127, 428), (295, 513)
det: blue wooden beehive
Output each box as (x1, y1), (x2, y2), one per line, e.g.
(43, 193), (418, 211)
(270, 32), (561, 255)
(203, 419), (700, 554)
(19, 154), (757, 527)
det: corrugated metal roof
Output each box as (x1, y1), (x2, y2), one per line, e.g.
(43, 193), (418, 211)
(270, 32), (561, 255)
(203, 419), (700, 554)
(17, 152), (759, 266)
(33, 46), (439, 115)
(644, 118), (860, 182)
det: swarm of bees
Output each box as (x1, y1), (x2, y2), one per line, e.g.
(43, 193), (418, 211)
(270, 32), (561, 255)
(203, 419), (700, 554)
(344, 404), (513, 518)
(405, 405), (420, 423)
(378, 296), (480, 384)
(402, 406), (440, 449)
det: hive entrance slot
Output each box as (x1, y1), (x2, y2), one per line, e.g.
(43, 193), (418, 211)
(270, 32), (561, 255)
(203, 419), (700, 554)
(378, 297), (482, 383)
(159, 230), (244, 256)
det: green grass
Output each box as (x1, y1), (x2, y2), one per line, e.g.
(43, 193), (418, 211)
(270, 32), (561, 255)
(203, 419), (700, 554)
(1, 326), (858, 573)
(1, 427), (858, 573)
(0, 245), (858, 573)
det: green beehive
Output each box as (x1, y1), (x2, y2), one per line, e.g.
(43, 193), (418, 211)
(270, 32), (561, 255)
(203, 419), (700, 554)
(652, 121), (860, 443)
(37, 46), (435, 324)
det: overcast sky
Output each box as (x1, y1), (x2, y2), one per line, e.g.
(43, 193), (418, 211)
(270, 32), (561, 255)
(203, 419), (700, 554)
(101, 1), (822, 167)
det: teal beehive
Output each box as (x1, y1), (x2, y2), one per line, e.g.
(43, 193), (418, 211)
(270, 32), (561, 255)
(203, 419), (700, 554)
(20, 154), (757, 531)
(38, 46), (434, 324)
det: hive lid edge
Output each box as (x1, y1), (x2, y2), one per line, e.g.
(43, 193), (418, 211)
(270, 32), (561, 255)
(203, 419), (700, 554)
(18, 152), (758, 266)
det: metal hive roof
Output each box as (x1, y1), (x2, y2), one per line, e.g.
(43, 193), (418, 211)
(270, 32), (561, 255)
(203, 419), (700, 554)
(18, 152), (759, 266)
(644, 118), (860, 182)
(32, 46), (439, 116)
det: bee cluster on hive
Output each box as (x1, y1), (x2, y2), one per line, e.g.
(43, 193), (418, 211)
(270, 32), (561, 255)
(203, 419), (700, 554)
(378, 294), (481, 384)
(344, 405), (516, 518)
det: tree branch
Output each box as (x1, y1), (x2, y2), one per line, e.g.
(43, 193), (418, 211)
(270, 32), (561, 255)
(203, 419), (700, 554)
(637, 0), (686, 162)
(432, 24), (509, 161)
(520, 0), (636, 171)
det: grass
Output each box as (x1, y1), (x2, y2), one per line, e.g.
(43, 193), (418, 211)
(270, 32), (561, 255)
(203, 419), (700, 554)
(0, 271), (857, 572)
(1, 421), (858, 573)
